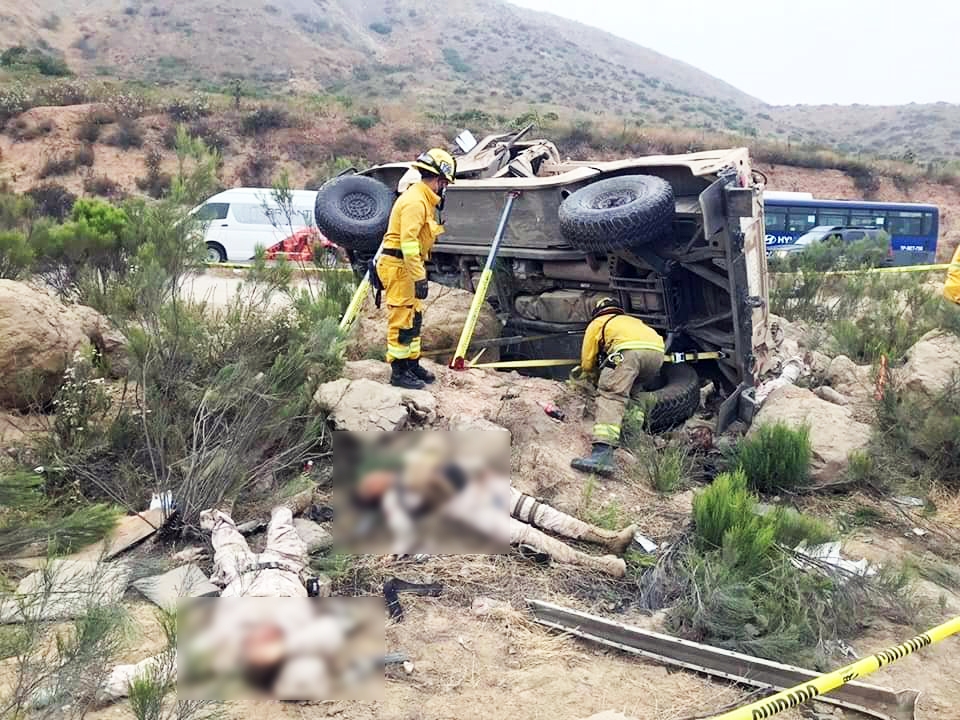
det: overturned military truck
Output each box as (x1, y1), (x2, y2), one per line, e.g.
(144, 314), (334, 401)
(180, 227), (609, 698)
(315, 127), (774, 431)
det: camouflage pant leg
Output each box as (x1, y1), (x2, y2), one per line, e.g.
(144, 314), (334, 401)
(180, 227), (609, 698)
(510, 487), (592, 540)
(261, 506), (308, 570)
(209, 512), (255, 587)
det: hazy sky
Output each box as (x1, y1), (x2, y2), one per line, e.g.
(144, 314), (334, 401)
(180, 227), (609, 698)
(508, 0), (960, 106)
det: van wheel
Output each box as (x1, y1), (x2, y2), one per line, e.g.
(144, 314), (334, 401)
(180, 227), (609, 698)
(631, 362), (699, 433)
(205, 242), (227, 263)
(314, 175), (394, 254)
(559, 175), (675, 252)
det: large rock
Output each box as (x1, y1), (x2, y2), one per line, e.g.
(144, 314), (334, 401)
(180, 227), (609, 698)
(346, 282), (502, 361)
(313, 378), (436, 431)
(752, 384), (872, 484)
(0, 281), (128, 409)
(0, 281), (92, 409)
(899, 330), (960, 396)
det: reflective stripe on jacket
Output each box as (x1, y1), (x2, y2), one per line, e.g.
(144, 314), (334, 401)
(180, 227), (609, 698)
(580, 313), (665, 373)
(382, 181), (444, 281)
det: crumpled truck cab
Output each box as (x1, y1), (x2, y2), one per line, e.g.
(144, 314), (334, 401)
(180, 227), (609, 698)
(315, 128), (775, 431)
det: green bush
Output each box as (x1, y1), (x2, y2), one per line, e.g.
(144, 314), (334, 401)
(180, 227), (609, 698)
(694, 471), (758, 546)
(349, 114), (379, 131)
(0, 230), (34, 279)
(735, 422), (812, 492)
(0, 45), (71, 77)
(662, 470), (912, 666)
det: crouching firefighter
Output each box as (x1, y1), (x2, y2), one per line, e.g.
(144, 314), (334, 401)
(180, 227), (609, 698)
(377, 148), (457, 390)
(571, 297), (666, 477)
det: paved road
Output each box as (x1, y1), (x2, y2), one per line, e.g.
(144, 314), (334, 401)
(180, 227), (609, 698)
(181, 270), (321, 312)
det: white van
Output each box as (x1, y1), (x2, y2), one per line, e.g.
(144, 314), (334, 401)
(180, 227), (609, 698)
(192, 188), (318, 263)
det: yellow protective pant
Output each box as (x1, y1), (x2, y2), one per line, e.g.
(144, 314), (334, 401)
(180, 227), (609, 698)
(593, 349), (664, 446)
(377, 257), (423, 363)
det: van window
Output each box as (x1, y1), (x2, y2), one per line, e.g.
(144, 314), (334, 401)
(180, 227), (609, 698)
(197, 203), (229, 221)
(233, 204), (275, 225)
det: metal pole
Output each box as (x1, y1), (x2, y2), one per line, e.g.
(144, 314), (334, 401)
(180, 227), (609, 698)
(451, 191), (520, 369)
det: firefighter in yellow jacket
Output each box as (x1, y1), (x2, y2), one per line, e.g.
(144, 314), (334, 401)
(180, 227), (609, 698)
(572, 298), (666, 477)
(945, 243), (960, 306)
(378, 149), (457, 389)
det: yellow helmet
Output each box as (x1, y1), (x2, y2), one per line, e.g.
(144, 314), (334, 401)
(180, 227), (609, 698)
(412, 148), (457, 184)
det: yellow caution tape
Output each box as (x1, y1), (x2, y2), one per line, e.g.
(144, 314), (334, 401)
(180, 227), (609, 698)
(204, 262), (353, 273)
(710, 615), (960, 720)
(469, 358), (580, 370)
(771, 263), (949, 277)
(468, 352), (725, 371)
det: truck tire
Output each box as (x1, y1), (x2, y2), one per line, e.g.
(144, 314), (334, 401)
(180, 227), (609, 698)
(559, 175), (675, 252)
(632, 362), (699, 433)
(314, 175), (394, 254)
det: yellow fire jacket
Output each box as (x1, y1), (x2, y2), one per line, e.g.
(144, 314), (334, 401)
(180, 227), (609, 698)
(381, 181), (445, 281)
(945, 244), (960, 305)
(581, 313), (665, 373)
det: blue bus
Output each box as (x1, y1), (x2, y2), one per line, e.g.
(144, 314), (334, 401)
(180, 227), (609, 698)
(763, 194), (940, 265)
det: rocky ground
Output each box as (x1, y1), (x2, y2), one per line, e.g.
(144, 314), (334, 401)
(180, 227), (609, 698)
(2, 276), (960, 720)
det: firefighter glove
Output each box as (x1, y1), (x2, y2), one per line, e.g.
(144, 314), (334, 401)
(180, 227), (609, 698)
(415, 279), (429, 299)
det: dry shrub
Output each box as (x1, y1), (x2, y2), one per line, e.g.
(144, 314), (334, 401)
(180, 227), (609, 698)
(83, 174), (123, 198)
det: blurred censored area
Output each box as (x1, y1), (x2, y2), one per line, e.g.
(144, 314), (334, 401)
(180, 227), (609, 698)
(178, 596), (383, 701)
(333, 430), (513, 555)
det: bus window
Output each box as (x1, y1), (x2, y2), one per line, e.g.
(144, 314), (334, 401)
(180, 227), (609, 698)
(787, 210), (817, 233)
(922, 213), (935, 236)
(765, 211), (786, 232)
(888, 211), (924, 236)
(850, 210), (877, 226)
(817, 208), (850, 226)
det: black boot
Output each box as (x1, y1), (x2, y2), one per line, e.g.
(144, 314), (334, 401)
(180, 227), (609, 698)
(571, 444), (616, 477)
(390, 359), (426, 390)
(410, 359), (436, 384)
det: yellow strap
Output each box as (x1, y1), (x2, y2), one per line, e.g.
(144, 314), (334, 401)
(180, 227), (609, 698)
(710, 615), (960, 720)
(468, 352), (725, 371)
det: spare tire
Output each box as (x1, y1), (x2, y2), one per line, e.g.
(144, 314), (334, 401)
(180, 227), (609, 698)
(314, 175), (395, 253)
(559, 175), (675, 252)
(631, 362), (699, 433)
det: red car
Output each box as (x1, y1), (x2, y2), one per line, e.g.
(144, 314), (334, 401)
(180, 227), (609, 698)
(264, 228), (346, 267)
